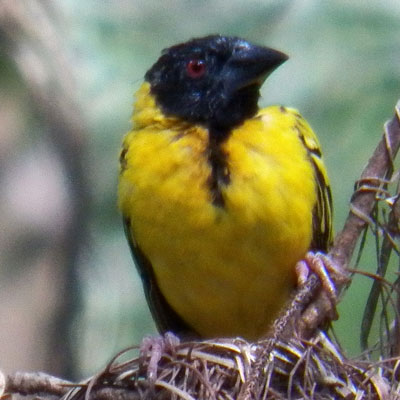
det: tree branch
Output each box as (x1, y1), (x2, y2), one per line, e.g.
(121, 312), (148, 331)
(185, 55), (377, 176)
(4, 371), (71, 397)
(299, 101), (400, 336)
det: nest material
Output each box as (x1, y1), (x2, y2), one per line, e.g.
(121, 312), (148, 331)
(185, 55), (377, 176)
(63, 331), (397, 400)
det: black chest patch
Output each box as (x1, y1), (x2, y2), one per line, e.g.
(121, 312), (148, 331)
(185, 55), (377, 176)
(207, 128), (231, 208)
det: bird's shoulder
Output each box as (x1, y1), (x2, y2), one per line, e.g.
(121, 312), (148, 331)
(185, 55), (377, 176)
(254, 105), (329, 186)
(256, 106), (320, 150)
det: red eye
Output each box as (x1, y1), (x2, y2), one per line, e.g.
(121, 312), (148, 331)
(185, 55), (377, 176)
(186, 59), (206, 78)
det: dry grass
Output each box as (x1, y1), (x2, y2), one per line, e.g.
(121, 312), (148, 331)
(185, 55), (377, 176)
(60, 332), (397, 400)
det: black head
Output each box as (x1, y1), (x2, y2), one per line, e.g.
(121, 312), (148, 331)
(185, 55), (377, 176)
(145, 35), (288, 136)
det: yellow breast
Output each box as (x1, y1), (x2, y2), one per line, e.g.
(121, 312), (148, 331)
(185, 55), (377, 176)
(118, 83), (317, 340)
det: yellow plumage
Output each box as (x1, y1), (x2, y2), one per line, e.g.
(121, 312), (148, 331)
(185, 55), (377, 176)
(118, 79), (332, 340)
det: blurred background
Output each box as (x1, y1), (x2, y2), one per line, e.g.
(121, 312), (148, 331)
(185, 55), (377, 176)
(1, 0), (400, 380)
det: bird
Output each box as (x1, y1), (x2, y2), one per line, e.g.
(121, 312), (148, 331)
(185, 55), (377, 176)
(118, 34), (333, 341)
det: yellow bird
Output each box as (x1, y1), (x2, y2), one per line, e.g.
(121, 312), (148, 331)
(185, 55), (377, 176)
(118, 35), (332, 341)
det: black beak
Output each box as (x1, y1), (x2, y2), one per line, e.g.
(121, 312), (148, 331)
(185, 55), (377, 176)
(222, 40), (288, 93)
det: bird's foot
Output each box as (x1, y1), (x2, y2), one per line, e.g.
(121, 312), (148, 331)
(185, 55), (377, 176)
(140, 332), (180, 382)
(295, 251), (348, 319)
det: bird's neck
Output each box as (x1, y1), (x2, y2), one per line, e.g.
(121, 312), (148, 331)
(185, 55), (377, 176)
(132, 82), (189, 131)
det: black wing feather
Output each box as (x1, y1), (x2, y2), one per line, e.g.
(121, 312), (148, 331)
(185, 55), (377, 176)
(293, 112), (333, 252)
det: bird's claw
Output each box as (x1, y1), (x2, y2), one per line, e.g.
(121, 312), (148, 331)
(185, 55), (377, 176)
(140, 332), (180, 382)
(295, 252), (348, 319)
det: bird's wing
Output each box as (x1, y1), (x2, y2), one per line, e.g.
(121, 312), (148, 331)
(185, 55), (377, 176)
(290, 109), (333, 252)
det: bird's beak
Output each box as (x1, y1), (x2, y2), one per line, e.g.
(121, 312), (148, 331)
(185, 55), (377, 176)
(222, 41), (288, 93)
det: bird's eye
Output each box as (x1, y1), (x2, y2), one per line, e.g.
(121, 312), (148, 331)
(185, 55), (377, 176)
(186, 59), (206, 78)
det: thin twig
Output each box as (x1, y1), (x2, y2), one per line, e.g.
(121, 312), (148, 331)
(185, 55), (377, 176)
(360, 187), (400, 355)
